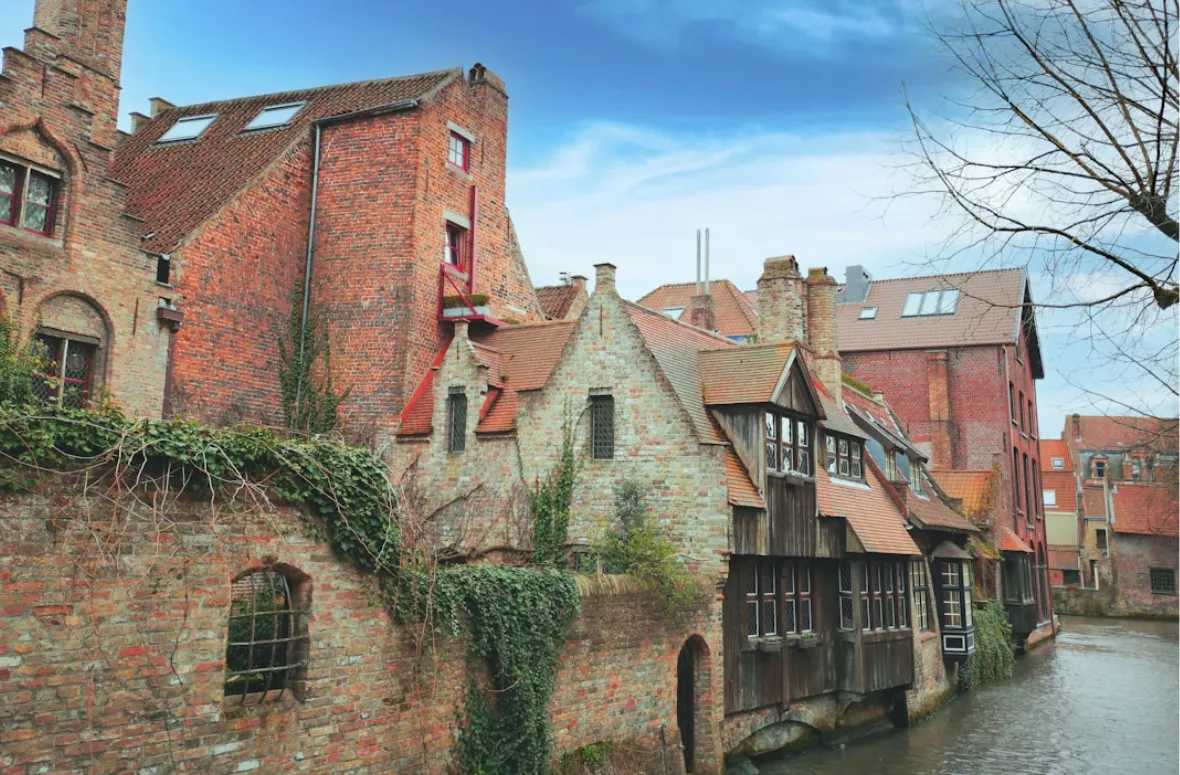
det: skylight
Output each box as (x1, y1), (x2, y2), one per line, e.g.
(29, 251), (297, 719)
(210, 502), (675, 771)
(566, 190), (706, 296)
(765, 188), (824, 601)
(859, 306), (878, 320)
(243, 102), (306, 132)
(664, 307), (685, 319)
(1051, 457), (1065, 469)
(901, 289), (960, 317)
(156, 114), (218, 144)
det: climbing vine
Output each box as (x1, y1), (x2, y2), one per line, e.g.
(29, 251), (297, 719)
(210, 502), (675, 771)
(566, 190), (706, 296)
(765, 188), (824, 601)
(531, 415), (578, 566)
(0, 316), (43, 406)
(277, 281), (350, 435)
(960, 599), (1015, 689)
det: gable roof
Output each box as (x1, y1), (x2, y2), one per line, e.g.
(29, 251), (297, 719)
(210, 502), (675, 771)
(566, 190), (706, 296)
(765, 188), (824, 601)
(727, 448), (766, 509)
(114, 69), (458, 254)
(697, 343), (795, 406)
(1041, 470), (1079, 512)
(836, 269), (1039, 371)
(1039, 439), (1073, 471)
(1082, 486), (1108, 518)
(1000, 526), (1033, 553)
(1111, 484), (1179, 536)
(536, 284), (583, 320)
(1067, 415), (1179, 453)
(817, 465), (919, 555)
(931, 469), (997, 521)
(637, 280), (758, 338)
(470, 321), (576, 433)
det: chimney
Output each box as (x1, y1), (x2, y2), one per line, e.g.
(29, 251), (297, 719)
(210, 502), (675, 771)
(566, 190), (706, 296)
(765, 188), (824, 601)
(129, 111), (150, 133)
(687, 293), (716, 331)
(33, 0), (128, 80)
(927, 351), (954, 468)
(570, 275), (587, 293)
(756, 256), (806, 344)
(806, 267), (841, 401)
(149, 97), (176, 118)
(843, 265), (872, 304)
(1071, 413), (1082, 442)
(594, 263), (616, 295)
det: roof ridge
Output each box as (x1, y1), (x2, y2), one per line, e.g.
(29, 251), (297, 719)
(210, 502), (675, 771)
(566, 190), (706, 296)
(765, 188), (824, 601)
(157, 67), (463, 115)
(833, 266), (1026, 293)
(621, 300), (737, 345)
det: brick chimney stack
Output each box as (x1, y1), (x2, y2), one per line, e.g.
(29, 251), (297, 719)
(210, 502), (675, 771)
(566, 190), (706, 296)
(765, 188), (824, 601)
(687, 293), (716, 331)
(571, 275), (587, 293)
(594, 263), (617, 296)
(805, 267), (841, 401)
(32, 0), (128, 81)
(757, 256), (806, 344)
(1071, 413), (1082, 442)
(927, 351), (954, 468)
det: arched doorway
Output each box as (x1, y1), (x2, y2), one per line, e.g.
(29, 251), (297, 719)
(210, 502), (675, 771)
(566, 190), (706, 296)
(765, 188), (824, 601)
(677, 643), (695, 772)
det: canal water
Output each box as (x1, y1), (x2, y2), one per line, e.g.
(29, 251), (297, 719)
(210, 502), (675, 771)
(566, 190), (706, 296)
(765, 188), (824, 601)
(758, 616), (1179, 775)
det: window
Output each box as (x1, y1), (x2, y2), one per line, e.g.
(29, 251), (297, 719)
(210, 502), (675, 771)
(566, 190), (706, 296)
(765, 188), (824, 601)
(1023, 454), (1031, 517)
(32, 334), (95, 408)
(445, 222), (468, 270)
(156, 114), (217, 143)
(156, 254), (171, 285)
(1008, 382), (1016, 423)
(1096, 528), (1108, 556)
(590, 395), (614, 460)
(839, 561), (855, 630)
(864, 561), (909, 631)
(1062, 569), (1081, 585)
(1094, 459), (1106, 479)
(765, 411), (812, 477)
(0, 160), (59, 235)
(1028, 399), (1035, 436)
(858, 306), (878, 320)
(896, 563), (909, 629)
(1018, 392), (1025, 432)
(225, 568), (309, 701)
(447, 388), (467, 453)
(447, 131), (470, 171)
(745, 559), (777, 637)
(1031, 466), (1039, 517)
(786, 561), (813, 634)
(243, 102), (305, 131)
(940, 562), (964, 628)
(1002, 556), (1034, 603)
(1131, 461), (1142, 480)
(1090, 559), (1099, 588)
(909, 458), (922, 493)
(825, 434), (863, 479)
(1149, 568), (1176, 595)
(911, 560), (931, 631)
(1043, 489), (1057, 508)
(901, 289), (960, 317)
(1012, 448), (1022, 511)
(663, 307), (685, 319)
(1051, 457), (1065, 469)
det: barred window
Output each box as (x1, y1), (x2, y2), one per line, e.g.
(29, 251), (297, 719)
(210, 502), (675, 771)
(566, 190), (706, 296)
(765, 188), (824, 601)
(590, 395), (614, 459)
(1150, 568), (1176, 595)
(448, 389), (467, 453)
(225, 568), (309, 702)
(911, 559), (931, 631)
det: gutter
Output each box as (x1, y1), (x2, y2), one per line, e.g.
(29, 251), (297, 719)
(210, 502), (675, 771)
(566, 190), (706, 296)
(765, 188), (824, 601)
(293, 98), (419, 420)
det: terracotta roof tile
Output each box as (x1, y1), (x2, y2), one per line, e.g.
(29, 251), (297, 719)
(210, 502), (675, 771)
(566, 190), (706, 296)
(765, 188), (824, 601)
(113, 69), (458, 253)
(1039, 439), (1073, 472)
(837, 269), (1027, 352)
(398, 369), (436, 435)
(1000, 526), (1033, 553)
(817, 466), (918, 555)
(727, 448), (765, 509)
(471, 321), (576, 433)
(908, 480), (978, 533)
(931, 469), (996, 521)
(637, 280), (758, 338)
(1082, 486), (1108, 518)
(1041, 470), (1078, 512)
(698, 343), (794, 406)
(1068, 415), (1179, 452)
(813, 381), (867, 440)
(536, 284), (584, 320)
(1111, 484), (1179, 536)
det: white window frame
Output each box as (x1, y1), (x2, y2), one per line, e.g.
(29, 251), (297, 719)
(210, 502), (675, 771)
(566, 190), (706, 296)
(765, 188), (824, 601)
(1043, 489), (1057, 507)
(859, 306), (878, 320)
(243, 102), (305, 131)
(156, 114), (218, 143)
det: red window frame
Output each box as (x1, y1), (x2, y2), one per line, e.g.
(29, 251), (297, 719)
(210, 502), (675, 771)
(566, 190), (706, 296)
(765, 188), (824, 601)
(22, 171), (56, 236)
(0, 161), (19, 227)
(32, 334), (95, 408)
(447, 132), (470, 172)
(445, 222), (468, 271)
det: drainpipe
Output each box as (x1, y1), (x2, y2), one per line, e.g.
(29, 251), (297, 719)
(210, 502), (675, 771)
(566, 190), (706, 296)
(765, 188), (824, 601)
(293, 99), (419, 421)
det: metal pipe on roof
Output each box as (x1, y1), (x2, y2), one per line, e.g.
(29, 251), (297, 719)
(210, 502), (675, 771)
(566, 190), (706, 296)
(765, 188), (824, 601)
(705, 227), (710, 296)
(696, 229), (701, 295)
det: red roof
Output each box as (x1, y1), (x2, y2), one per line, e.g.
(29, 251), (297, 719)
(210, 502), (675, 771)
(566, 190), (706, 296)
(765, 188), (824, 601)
(837, 269), (1029, 353)
(1111, 484), (1179, 536)
(637, 280), (758, 338)
(1000, 526), (1033, 553)
(535, 283), (586, 320)
(698, 344), (794, 405)
(1067, 415), (1179, 452)
(1039, 439), (1073, 472)
(817, 466), (918, 555)
(470, 321), (576, 433)
(114, 70), (458, 253)
(727, 449), (765, 509)
(1082, 486), (1108, 518)
(1041, 470), (1078, 512)
(931, 469), (997, 521)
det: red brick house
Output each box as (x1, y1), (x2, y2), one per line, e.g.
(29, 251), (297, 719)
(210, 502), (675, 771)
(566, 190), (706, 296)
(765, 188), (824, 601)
(0, 0), (173, 417)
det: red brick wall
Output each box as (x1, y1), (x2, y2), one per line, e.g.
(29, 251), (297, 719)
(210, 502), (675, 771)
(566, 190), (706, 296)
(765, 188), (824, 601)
(1111, 533), (1179, 616)
(0, 2), (172, 419)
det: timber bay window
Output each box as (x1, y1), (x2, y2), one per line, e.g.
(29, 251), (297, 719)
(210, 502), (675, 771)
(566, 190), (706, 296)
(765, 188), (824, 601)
(0, 159), (59, 236)
(765, 411), (812, 477)
(839, 561), (855, 630)
(590, 394), (614, 460)
(939, 561), (972, 629)
(911, 560), (931, 631)
(1149, 568), (1176, 595)
(744, 558), (813, 639)
(32, 334), (96, 408)
(839, 560), (909, 632)
(1002, 555), (1035, 604)
(225, 567), (309, 702)
(746, 561), (778, 637)
(447, 387), (467, 453)
(825, 433), (863, 479)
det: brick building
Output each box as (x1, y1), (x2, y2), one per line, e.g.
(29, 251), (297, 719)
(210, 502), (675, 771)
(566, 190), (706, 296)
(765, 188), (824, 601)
(0, 0), (172, 417)
(1040, 439), (1082, 587)
(535, 274), (589, 320)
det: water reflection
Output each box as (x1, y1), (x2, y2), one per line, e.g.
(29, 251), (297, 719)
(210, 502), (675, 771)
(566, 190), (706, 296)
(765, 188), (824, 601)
(757, 617), (1179, 775)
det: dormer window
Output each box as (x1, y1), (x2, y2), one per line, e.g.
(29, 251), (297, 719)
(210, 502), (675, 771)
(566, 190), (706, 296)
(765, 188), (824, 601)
(825, 433), (863, 479)
(243, 102), (305, 131)
(765, 411), (811, 477)
(909, 459), (923, 493)
(0, 159), (59, 236)
(901, 289), (960, 317)
(156, 114), (218, 144)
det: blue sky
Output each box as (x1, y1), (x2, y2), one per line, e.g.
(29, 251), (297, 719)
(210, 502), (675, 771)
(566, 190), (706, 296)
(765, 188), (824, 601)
(3, 0), (1175, 426)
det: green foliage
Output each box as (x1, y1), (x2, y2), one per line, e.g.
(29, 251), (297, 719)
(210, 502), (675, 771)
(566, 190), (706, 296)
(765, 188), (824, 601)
(592, 480), (705, 611)
(841, 372), (874, 397)
(960, 599), (1015, 689)
(224, 582), (293, 696)
(532, 418), (578, 566)
(424, 565), (579, 775)
(0, 317), (42, 407)
(578, 744), (607, 765)
(277, 281), (350, 435)
(443, 293), (491, 309)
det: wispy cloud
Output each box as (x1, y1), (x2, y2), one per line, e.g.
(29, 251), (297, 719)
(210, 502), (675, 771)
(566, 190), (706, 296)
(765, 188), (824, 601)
(577, 0), (921, 52)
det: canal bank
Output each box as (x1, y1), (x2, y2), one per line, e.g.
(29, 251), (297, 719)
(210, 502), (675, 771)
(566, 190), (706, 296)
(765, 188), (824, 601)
(749, 616), (1179, 775)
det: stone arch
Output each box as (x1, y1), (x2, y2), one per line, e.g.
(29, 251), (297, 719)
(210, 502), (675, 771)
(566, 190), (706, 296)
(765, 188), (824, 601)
(676, 634), (717, 773)
(33, 292), (113, 405)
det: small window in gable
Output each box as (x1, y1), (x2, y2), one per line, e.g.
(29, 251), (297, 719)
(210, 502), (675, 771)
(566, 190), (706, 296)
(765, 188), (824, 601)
(590, 394), (614, 460)
(225, 567), (309, 702)
(156, 114), (218, 144)
(0, 160), (60, 236)
(448, 388), (467, 453)
(825, 433), (863, 479)
(448, 131), (471, 171)
(858, 306), (878, 320)
(243, 102), (305, 131)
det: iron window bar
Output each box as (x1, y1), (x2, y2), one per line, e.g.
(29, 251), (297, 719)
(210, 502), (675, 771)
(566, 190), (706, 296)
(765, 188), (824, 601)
(225, 569), (309, 705)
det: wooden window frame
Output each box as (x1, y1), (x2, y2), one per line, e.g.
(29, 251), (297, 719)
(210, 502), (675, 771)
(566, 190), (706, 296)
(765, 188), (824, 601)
(781, 560), (813, 635)
(825, 433), (863, 480)
(0, 160), (20, 227)
(765, 410), (812, 479)
(744, 558), (781, 638)
(447, 131), (470, 172)
(911, 559), (931, 631)
(444, 221), (468, 271)
(839, 560), (855, 631)
(32, 333), (95, 408)
(590, 394), (614, 460)
(0, 159), (59, 236)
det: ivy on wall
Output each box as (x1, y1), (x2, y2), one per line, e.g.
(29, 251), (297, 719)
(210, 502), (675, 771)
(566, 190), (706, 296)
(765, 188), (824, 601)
(960, 599), (1016, 689)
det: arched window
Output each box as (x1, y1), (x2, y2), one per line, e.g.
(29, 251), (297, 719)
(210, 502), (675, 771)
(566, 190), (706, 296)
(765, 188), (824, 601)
(32, 294), (108, 408)
(225, 566), (310, 702)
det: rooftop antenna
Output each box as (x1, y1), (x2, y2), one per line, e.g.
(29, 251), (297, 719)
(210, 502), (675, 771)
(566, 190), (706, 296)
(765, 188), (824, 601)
(704, 227), (711, 296)
(696, 229), (702, 295)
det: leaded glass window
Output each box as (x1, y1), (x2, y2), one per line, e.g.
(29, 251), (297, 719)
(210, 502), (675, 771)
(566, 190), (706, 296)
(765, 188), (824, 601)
(590, 395), (614, 459)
